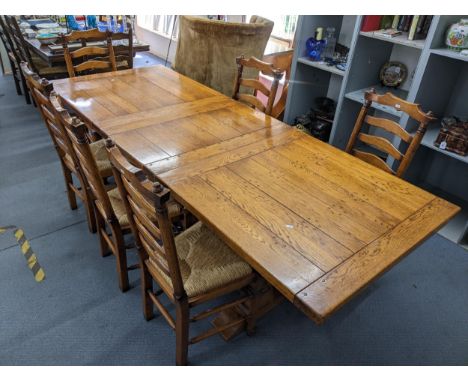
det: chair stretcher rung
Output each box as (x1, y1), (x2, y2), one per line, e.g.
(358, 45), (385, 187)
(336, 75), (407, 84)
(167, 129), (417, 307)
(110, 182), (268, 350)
(148, 290), (175, 329)
(189, 317), (245, 345)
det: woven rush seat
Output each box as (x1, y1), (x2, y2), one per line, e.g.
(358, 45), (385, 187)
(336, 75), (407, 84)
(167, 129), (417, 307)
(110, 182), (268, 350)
(89, 139), (113, 176)
(147, 222), (252, 298)
(63, 139), (112, 177)
(107, 186), (184, 229)
(107, 187), (129, 227)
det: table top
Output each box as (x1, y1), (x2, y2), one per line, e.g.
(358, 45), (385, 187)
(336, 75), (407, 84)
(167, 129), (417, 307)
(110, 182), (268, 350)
(25, 38), (150, 65)
(53, 66), (460, 323)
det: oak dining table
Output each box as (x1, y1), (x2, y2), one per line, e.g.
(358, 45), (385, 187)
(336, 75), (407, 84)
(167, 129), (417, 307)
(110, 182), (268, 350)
(53, 65), (460, 324)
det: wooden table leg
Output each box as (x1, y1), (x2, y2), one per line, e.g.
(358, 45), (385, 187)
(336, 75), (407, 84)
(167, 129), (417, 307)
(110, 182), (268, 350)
(211, 276), (284, 341)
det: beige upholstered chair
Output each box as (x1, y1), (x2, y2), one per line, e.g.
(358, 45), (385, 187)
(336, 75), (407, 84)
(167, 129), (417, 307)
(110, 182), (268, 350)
(173, 15), (273, 96)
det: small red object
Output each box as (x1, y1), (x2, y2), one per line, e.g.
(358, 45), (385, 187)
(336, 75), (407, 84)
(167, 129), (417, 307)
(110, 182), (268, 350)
(361, 16), (382, 32)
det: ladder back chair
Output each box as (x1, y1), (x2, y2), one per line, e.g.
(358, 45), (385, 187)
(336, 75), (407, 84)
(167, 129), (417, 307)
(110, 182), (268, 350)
(110, 27), (133, 70)
(20, 62), (97, 233)
(4, 15), (67, 81)
(107, 141), (256, 366)
(0, 16), (23, 98)
(345, 89), (436, 178)
(54, 105), (136, 292)
(263, 50), (294, 120)
(62, 29), (117, 77)
(232, 55), (284, 116)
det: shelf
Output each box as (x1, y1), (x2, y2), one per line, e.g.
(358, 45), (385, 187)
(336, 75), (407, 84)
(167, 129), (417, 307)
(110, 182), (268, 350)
(439, 209), (468, 250)
(430, 48), (468, 63)
(359, 31), (426, 50)
(297, 57), (345, 77)
(418, 182), (468, 248)
(421, 126), (468, 165)
(344, 85), (408, 117)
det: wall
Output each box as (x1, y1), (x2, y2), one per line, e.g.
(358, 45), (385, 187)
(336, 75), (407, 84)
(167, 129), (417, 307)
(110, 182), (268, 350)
(0, 40), (11, 74)
(135, 19), (177, 63)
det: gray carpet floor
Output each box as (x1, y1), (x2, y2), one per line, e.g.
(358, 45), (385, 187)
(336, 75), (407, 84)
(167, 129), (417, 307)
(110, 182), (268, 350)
(0, 71), (467, 366)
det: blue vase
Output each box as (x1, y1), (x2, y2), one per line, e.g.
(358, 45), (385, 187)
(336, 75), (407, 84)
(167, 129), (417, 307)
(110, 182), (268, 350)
(306, 37), (325, 61)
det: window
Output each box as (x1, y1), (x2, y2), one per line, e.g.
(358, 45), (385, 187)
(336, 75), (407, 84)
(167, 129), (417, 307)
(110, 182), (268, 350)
(246, 15), (298, 42)
(137, 15), (179, 39)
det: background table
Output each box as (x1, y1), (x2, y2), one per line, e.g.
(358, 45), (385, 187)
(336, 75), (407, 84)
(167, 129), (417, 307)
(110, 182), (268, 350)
(26, 38), (150, 66)
(54, 66), (460, 323)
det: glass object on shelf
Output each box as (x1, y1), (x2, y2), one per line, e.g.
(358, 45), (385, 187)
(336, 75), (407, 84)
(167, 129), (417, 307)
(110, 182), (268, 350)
(446, 19), (468, 51)
(86, 15), (97, 29)
(323, 27), (336, 59)
(65, 15), (81, 31)
(306, 27), (325, 61)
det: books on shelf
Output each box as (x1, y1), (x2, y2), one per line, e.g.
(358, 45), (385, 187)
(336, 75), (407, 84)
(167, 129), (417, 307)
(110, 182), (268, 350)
(379, 15), (394, 30)
(418, 16), (433, 39)
(408, 16), (420, 40)
(361, 16), (382, 32)
(374, 29), (402, 38)
(361, 15), (433, 42)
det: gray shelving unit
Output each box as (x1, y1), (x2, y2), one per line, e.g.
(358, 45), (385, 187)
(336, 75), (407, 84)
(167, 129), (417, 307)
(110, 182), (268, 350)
(284, 15), (468, 249)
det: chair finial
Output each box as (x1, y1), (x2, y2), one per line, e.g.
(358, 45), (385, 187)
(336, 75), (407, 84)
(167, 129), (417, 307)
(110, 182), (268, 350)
(105, 138), (115, 149)
(152, 182), (164, 193)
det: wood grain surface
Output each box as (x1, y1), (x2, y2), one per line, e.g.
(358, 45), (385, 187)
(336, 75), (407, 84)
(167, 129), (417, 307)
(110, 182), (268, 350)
(54, 65), (460, 323)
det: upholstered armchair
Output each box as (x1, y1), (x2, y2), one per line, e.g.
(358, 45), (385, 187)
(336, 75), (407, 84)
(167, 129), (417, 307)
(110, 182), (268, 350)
(173, 16), (274, 96)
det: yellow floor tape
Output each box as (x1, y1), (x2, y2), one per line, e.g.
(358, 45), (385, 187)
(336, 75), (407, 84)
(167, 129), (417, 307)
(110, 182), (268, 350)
(0, 225), (45, 282)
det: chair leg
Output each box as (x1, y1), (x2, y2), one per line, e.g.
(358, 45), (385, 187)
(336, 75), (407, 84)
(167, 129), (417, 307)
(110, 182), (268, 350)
(82, 189), (97, 234)
(175, 299), (190, 366)
(95, 212), (111, 257)
(141, 262), (154, 321)
(110, 222), (129, 293)
(11, 65), (22, 95)
(19, 71), (31, 105)
(246, 297), (257, 336)
(61, 165), (78, 210)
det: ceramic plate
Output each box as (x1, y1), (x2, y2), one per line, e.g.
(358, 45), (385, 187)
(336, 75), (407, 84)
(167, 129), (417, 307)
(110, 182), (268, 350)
(36, 22), (60, 29)
(379, 61), (407, 88)
(39, 27), (67, 34)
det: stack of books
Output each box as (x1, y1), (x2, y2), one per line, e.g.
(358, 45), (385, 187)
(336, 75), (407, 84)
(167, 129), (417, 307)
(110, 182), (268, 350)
(361, 15), (433, 41)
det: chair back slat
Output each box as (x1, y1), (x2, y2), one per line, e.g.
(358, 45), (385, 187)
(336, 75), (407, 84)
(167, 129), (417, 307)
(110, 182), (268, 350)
(73, 59), (114, 73)
(62, 28), (117, 77)
(365, 115), (413, 143)
(352, 149), (395, 175)
(132, 215), (169, 270)
(237, 93), (266, 112)
(71, 46), (110, 59)
(122, 178), (163, 239)
(63, 28), (109, 42)
(345, 89), (436, 178)
(232, 55), (284, 116)
(240, 78), (270, 96)
(358, 132), (403, 161)
(107, 143), (187, 298)
(366, 91), (433, 124)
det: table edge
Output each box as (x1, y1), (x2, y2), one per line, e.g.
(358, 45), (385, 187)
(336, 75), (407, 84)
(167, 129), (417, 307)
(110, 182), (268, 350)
(293, 197), (461, 324)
